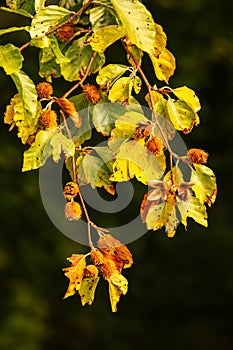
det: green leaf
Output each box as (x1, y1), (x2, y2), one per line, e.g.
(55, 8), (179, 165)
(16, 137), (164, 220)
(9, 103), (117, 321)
(50, 132), (75, 163)
(96, 64), (129, 89)
(172, 86), (201, 113)
(90, 4), (116, 31)
(89, 25), (126, 52)
(110, 0), (156, 55)
(110, 140), (165, 184)
(108, 76), (133, 103)
(11, 70), (38, 118)
(49, 35), (70, 64)
(0, 44), (24, 75)
(6, 0), (26, 10)
(22, 129), (75, 171)
(182, 196), (208, 228)
(0, 6), (32, 17)
(39, 46), (61, 79)
(76, 153), (114, 194)
(79, 277), (100, 306)
(61, 36), (105, 81)
(22, 129), (55, 171)
(30, 5), (74, 47)
(93, 101), (125, 136)
(191, 164), (217, 206)
(0, 26), (30, 36)
(150, 48), (176, 83)
(166, 97), (198, 133)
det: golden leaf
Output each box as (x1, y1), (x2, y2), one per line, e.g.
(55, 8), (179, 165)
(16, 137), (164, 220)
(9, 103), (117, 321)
(63, 254), (86, 298)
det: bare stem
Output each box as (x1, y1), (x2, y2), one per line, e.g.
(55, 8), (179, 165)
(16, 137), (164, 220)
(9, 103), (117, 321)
(19, 41), (30, 51)
(62, 51), (97, 98)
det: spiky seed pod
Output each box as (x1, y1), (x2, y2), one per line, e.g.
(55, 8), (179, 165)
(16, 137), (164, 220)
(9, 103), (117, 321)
(36, 82), (53, 99)
(65, 201), (82, 221)
(188, 148), (209, 164)
(63, 182), (79, 201)
(39, 110), (58, 129)
(146, 137), (164, 155)
(82, 84), (101, 104)
(134, 122), (152, 140)
(56, 25), (76, 42)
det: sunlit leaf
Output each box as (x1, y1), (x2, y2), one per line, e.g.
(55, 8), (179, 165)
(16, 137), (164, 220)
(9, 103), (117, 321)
(125, 43), (143, 68)
(22, 129), (75, 171)
(79, 276), (100, 306)
(166, 97), (198, 133)
(4, 94), (40, 144)
(0, 26), (30, 36)
(89, 25), (126, 52)
(93, 101), (126, 136)
(172, 86), (201, 113)
(63, 254), (86, 299)
(153, 23), (167, 58)
(191, 164), (217, 206)
(111, 140), (165, 184)
(181, 196), (208, 228)
(107, 271), (128, 312)
(108, 77), (134, 103)
(35, 0), (45, 13)
(0, 6), (32, 17)
(76, 153), (114, 194)
(150, 48), (176, 83)
(96, 64), (129, 89)
(30, 5), (74, 47)
(110, 0), (156, 55)
(0, 44), (23, 74)
(49, 35), (70, 64)
(61, 36), (105, 81)
(39, 46), (61, 79)
(11, 70), (38, 119)
(90, 4), (116, 31)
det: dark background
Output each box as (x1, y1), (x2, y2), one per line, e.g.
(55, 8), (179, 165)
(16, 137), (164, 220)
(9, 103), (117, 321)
(0, 0), (232, 349)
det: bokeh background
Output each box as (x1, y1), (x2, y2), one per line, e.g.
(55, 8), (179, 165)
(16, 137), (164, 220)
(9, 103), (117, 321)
(0, 0), (232, 349)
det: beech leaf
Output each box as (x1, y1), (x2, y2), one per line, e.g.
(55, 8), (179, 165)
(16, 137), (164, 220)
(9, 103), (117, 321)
(150, 48), (176, 83)
(0, 44), (24, 75)
(63, 254), (86, 299)
(96, 64), (129, 89)
(89, 25), (126, 52)
(61, 36), (105, 81)
(191, 164), (217, 206)
(110, 0), (156, 55)
(173, 86), (201, 113)
(107, 271), (128, 312)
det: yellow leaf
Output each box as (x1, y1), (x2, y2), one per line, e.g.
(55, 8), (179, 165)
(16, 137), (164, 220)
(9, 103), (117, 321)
(107, 271), (128, 312)
(150, 48), (176, 83)
(172, 86), (201, 113)
(79, 276), (100, 306)
(63, 254), (86, 299)
(153, 23), (167, 58)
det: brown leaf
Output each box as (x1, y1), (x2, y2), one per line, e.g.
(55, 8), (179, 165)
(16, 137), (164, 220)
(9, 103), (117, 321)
(63, 254), (86, 298)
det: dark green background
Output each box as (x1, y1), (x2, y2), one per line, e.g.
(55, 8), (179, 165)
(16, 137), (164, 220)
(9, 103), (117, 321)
(0, 1), (232, 349)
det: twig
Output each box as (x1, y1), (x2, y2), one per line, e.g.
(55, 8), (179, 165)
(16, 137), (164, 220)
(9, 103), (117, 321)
(62, 51), (97, 98)
(45, 0), (94, 36)
(19, 41), (30, 51)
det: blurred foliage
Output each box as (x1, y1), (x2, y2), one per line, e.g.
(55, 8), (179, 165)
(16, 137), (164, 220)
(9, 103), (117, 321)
(0, 0), (233, 349)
